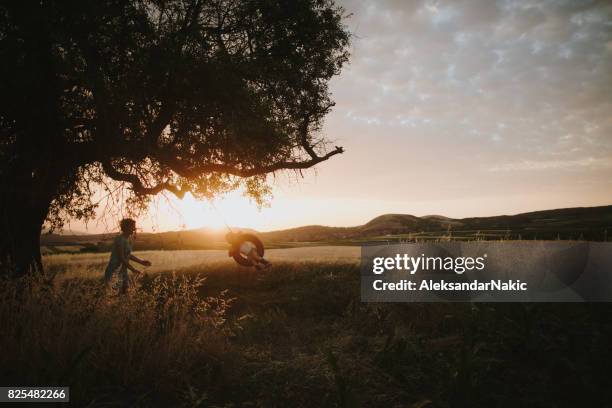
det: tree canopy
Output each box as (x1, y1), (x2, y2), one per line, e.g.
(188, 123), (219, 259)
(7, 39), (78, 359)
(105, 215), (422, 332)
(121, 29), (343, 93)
(0, 0), (350, 274)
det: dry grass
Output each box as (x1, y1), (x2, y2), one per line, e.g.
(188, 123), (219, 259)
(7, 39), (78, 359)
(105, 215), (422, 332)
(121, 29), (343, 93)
(1, 250), (611, 407)
(0, 272), (234, 406)
(43, 246), (360, 279)
(44, 249), (232, 279)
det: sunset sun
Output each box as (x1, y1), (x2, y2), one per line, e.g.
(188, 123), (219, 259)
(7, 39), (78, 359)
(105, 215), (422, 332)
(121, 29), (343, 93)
(146, 191), (267, 231)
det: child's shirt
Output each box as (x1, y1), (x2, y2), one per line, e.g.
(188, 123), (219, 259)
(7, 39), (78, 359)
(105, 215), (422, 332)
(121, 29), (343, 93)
(105, 234), (132, 274)
(239, 241), (256, 256)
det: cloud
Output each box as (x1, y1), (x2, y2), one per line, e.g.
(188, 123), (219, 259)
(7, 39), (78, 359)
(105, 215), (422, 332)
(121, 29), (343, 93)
(488, 157), (612, 172)
(335, 0), (612, 165)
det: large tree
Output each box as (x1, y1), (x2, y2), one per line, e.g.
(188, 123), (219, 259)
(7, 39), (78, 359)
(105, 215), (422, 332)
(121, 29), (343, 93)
(0, 0), (349, 276)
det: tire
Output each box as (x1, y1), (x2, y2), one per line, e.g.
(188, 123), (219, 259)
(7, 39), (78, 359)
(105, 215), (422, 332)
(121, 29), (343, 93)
(229, 233), (265, 266)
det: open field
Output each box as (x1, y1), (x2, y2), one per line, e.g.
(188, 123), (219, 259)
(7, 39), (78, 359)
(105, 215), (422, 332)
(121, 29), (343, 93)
(1, 250), (612, 407)
(43, 247), (360, 279)
(40, 206), (612, 255)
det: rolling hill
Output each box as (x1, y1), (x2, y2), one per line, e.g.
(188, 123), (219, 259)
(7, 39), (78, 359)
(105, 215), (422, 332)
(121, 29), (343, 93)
(260, 205), (612, 242)
(40, 204), (612, 252)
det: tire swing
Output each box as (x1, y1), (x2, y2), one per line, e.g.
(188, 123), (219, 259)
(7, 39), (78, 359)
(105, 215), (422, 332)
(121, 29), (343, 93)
(210, 201), (266, 267)
(228, 233), (265, 266)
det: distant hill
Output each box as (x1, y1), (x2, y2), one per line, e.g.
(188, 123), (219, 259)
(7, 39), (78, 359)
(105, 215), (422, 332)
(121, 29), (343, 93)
(41, 204), (612, 252)
(42, 228), (90, 236)
(261, 205), (612, 242)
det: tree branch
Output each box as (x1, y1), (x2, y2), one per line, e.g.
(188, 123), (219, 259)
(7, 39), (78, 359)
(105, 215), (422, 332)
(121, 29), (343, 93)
(299, 114), (318, 159)
(160, 145), (344, 179)
(101, 161), (188, 198)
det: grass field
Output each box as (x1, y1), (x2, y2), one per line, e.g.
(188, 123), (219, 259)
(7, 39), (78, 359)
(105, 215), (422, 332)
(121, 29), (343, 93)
(43, 247), (360, 279)
(1, 249), (612, 407)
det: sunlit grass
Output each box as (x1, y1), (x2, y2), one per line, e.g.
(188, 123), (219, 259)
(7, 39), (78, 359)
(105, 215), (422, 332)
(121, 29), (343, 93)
(43, 250), (232, 279)
(1, 249), (611, 406)
(43, 247), (360, 280)
(0, 271), (233, 406)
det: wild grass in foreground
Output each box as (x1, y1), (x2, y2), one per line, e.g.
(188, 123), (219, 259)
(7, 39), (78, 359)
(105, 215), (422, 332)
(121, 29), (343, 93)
(0, 272), (234, 406)
(1, 262), (612, 407)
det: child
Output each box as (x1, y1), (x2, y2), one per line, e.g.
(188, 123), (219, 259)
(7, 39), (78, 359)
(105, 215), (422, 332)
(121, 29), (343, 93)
(104, 218), (152, 293)
(226, 232), (271, 270)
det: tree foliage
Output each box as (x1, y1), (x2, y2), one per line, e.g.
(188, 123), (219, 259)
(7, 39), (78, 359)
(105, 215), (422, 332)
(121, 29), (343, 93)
(0, 0), (350, 234)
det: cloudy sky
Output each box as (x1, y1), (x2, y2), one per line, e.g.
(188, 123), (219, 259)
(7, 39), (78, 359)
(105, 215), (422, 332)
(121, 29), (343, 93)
(73, 0), (612, 233)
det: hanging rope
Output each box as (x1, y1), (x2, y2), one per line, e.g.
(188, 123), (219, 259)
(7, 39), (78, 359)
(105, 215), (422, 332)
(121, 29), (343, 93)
(209, 200), (233, 233)
(209, 200), (266, 267)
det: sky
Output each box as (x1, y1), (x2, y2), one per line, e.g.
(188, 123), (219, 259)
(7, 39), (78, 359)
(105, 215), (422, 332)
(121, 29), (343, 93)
(70, 0), (612, 233)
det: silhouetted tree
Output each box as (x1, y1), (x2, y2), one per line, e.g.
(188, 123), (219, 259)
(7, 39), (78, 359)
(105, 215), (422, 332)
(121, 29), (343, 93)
(0, 0), (350, 275)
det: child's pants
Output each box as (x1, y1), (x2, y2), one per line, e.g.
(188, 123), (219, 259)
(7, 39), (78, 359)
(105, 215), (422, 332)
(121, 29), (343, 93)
(104, 265), (129, 293)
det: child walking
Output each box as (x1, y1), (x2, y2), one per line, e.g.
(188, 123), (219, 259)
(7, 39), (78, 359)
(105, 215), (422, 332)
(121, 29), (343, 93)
(104, 218), (151, 293)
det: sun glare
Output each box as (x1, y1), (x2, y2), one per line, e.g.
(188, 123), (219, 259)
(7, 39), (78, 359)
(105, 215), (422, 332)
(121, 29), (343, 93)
(144, 191), (267, 232)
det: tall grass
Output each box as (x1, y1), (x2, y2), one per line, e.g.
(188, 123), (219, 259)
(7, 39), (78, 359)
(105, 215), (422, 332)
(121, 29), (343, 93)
(0, 273), (233, 406)
(43, 250), (234, 279)
(42, 246), (360, 279)
(2, 255), (612, 406)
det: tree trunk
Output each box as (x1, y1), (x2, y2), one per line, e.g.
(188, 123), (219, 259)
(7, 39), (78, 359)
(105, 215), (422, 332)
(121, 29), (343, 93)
(0, 176), (52, 277)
